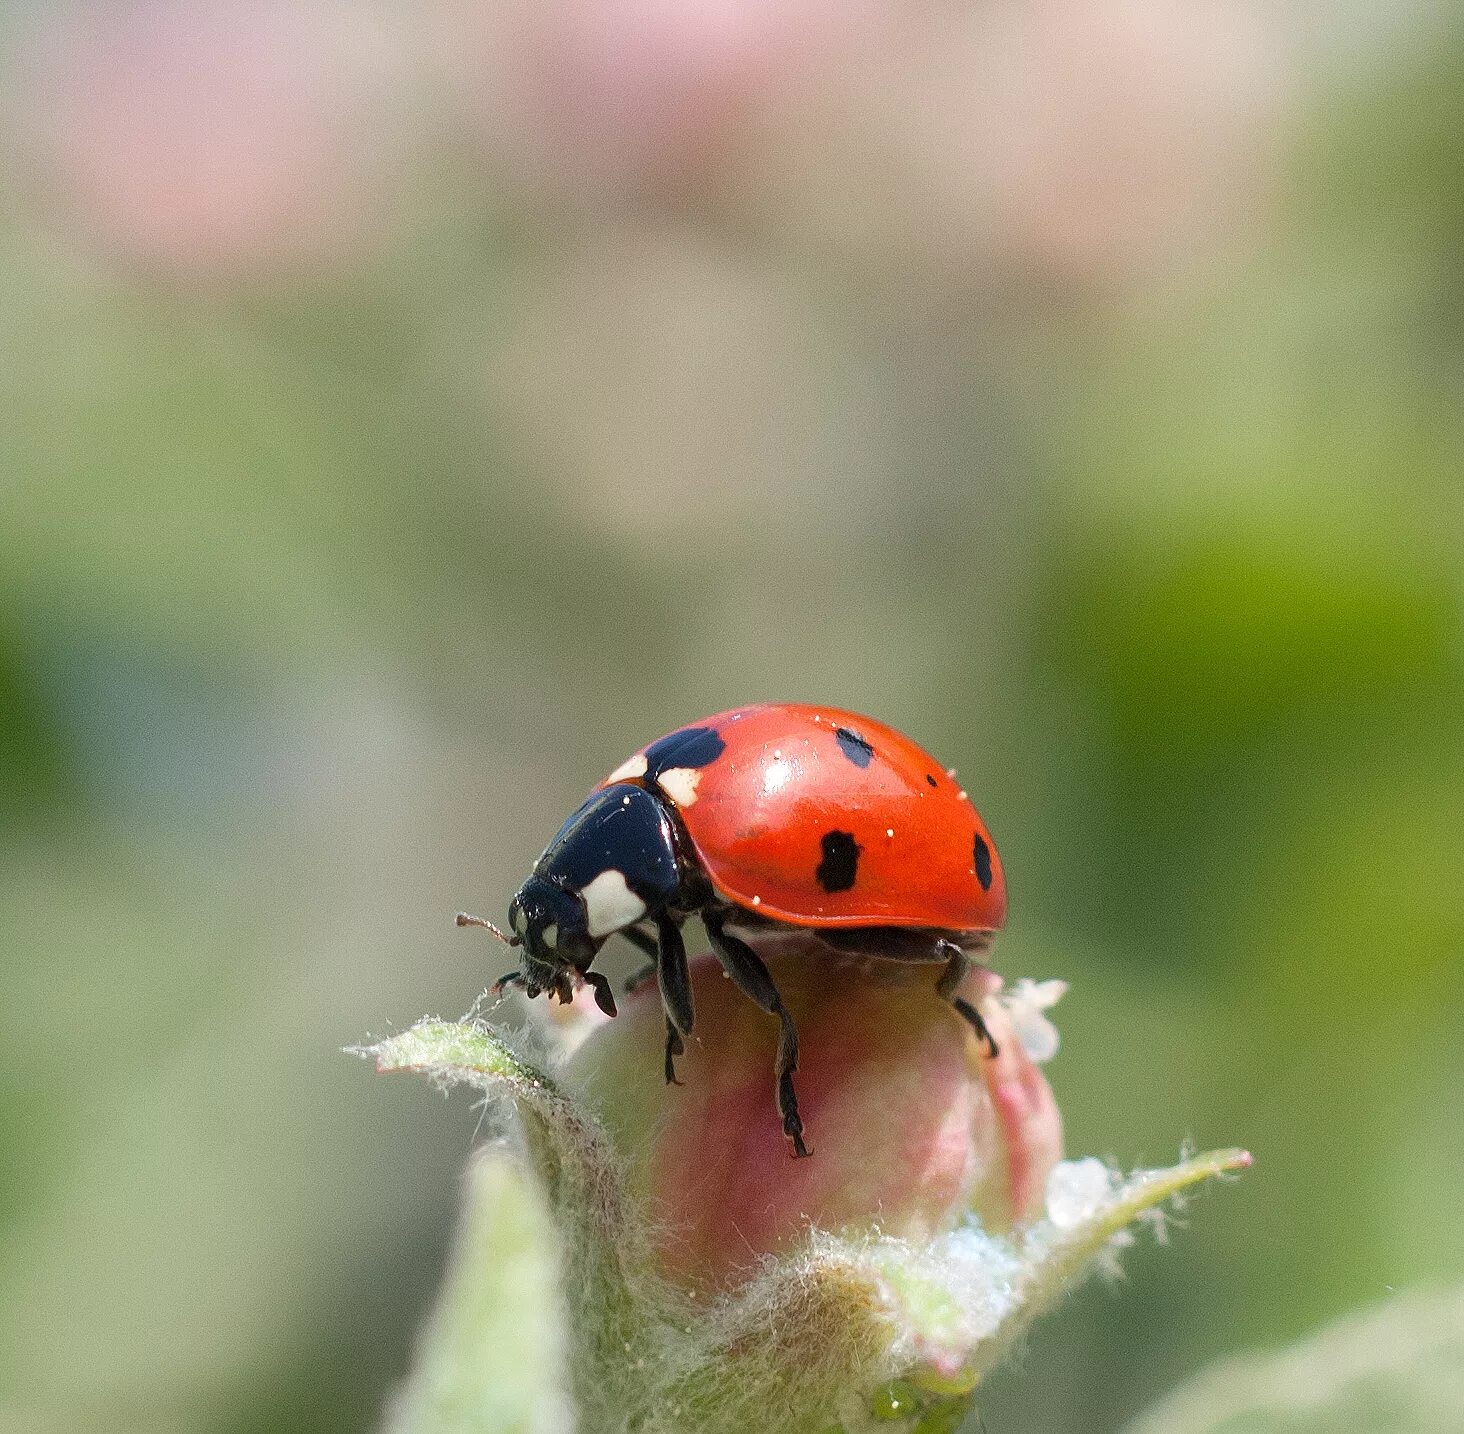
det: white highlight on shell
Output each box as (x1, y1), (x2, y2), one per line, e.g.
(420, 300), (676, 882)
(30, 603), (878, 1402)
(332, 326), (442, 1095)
(580, 869), (647, 937)
(751, 895), (761, 906)
(886, 827), (895, 838)
(657, 766), (702, 806)
(606, 752), (648, 784)
(762, 758), (793, 796)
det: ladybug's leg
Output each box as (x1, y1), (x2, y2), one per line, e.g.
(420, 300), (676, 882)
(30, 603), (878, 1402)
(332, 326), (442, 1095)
(664, 1018), (685, 1088)
(581, 970), (618, 1018)
(663, 1023), (686, 1085)
(656, 916), (694, 1086)
(934, 941), (999, 1058)
(704, 914), (810, 1159)
(620, 923), (661, 994)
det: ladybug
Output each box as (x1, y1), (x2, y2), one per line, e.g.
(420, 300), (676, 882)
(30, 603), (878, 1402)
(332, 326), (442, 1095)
(458, 704), (1007, 1157)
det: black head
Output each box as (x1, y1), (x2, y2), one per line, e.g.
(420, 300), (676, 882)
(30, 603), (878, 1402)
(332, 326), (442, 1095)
(471, 783), (685, 1007)
(507, 875), (597, 999)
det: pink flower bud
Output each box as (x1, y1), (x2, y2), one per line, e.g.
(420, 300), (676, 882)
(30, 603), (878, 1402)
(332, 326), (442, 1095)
(17, 0), (410, 280)
(562, 945), (1063, 1289)
(442, 0), (876, 198)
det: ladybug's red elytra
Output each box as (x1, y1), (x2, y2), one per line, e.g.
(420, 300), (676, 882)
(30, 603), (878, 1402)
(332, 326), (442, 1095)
(459, 704), (1007, 1157)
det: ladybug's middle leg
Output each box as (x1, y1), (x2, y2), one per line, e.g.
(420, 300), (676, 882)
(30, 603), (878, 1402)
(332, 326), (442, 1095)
(934, 941), (999, 1057)
(704, 913), (810, 1159)
(655, 915), (694, 1086)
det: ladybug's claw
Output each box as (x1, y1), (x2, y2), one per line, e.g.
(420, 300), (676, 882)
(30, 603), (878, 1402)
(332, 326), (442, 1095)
(782, 1082), (811, 1159)
(663, 1019), (685, 1085)
(953, 997), (1000, 1058)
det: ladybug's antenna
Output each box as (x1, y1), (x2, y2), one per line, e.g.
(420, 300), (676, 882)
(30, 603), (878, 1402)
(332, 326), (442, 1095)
(456, 911), (521, 947)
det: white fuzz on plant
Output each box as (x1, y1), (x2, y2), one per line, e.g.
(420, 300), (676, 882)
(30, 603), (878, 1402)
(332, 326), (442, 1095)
(999, 977), (1069, 1064)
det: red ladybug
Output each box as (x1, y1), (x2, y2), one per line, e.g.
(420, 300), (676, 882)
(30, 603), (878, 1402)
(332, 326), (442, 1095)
(459, 703), (1007, 1157)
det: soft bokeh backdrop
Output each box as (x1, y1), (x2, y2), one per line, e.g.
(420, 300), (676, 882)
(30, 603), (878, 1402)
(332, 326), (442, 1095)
(1, 2), (1460, 1431)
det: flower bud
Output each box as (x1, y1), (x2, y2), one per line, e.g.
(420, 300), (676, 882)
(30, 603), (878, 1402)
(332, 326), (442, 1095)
(562, 943), (1063, 1289)
(364, 991), (1247, 1432)
(19, 0), (409, 279)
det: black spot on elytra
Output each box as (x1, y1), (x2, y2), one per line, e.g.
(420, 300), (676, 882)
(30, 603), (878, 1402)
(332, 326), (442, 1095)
(816, 830), (861, 893)
(925, 772), (938, 788)
(973, 833), (993, 891)
(833, 726), (874, 768)
(642, 725), (726, 779)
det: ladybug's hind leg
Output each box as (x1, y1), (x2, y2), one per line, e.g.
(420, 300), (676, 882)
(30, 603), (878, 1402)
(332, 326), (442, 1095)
(704, 913), (810, 1159)
(935, 940), (999, 1058)
(655, 916), (694, 1086)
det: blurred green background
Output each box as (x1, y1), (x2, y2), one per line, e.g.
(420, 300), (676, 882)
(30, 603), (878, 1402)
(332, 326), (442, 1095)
(1, 2), (1461, 1432)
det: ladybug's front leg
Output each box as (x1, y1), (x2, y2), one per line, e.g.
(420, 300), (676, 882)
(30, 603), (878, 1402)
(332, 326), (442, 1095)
(703, 913), (810, 1159)
(655, 916), (694, 1085)
(581, 970), (618, 1018)
(619, 923), (660, 995)
(934, 941), (999, 1057)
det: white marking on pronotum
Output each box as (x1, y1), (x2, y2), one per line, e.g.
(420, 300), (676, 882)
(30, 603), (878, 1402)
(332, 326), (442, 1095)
(580, 869), (648, 938)
(542, 924), (558, 949)
(657, 766), (702, 806)
(606, 752), (649, 783)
